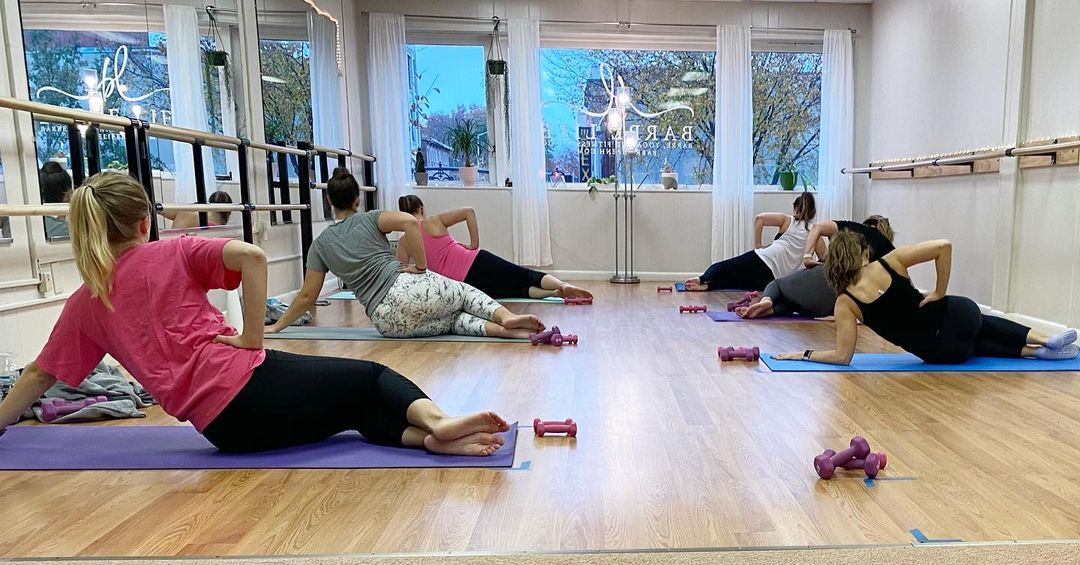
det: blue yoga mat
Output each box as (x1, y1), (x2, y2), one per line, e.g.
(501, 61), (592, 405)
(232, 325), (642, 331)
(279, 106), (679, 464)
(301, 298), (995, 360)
(0, 424), (518, 470)
(761, 352), (1080, 373)
(266, 326), (529, 343)
(705, 311), (816, 323)
(326, 291), (562, 304)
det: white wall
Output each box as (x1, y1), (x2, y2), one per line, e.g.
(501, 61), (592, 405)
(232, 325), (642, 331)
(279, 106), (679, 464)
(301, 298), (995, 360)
(864, 0), (1080, 328)
(862, 0), (1014, 305)
(1010, 0), (1080, 326)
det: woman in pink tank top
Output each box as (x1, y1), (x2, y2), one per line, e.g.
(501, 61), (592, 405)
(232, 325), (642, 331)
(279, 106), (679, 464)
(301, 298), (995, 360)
(398, 196), (592, 300)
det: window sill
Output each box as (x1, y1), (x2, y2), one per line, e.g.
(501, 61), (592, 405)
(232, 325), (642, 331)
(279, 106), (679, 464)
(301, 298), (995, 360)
(549, 185), (712, 193)
(409, 184), (510, 191)
(754, 186), (818, 194)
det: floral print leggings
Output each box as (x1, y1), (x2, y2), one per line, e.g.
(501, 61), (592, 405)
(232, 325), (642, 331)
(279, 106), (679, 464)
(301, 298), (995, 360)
(369, 272), (501, 338)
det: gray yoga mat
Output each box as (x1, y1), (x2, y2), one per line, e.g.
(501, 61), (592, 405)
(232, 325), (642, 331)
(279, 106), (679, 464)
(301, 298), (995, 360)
(265, 326), (529, 343)
(325, 290), (562, 304)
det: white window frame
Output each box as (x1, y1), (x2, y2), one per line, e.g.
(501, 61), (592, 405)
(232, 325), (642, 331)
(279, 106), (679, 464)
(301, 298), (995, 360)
(537, 30), (718, 193)
(751, 31), (824, 192)
(405, 21), (504, 189)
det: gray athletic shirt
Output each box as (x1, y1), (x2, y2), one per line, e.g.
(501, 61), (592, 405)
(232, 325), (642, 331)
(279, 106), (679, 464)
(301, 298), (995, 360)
(307, 210), (400, 317)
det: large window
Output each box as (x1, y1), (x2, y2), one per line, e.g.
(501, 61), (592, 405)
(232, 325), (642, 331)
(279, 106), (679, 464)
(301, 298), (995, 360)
(407, 44), (490, 185)
(541, 48), (715, 188)
(752, 52), (822, 187)
(260, 39), (312, 147)
(23, 29), (231, 178)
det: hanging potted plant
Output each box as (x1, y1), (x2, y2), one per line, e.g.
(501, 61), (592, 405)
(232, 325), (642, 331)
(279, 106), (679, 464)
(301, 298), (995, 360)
(203, 7), (232, 99)
(445, 118), (488, 187)
(414, 148), (428, 186)
(486, 17), (506, 75)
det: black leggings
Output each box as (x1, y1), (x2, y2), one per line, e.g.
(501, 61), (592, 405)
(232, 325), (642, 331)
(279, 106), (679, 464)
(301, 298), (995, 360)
(699, 250), (775, 291)
(464, 250), (547, 299)
(914, 297), (1029, 364)
(202, 350), (428, 453)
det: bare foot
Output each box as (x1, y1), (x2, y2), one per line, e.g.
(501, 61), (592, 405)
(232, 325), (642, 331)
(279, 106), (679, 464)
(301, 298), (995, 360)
(424, 432), (503, 456)
(742, 298), (774, 319)
(502, 313), (544, 331)
(557, 284), (593, 299)
(431, 411), (510, 441)
(684, 281), (709, 291)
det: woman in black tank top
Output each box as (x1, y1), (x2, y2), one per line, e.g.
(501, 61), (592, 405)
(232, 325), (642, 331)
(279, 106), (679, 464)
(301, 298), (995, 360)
(774, 232), (1078, 365)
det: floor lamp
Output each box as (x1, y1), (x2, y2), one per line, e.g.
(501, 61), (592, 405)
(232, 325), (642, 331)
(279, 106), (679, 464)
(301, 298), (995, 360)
(609, 86), (640, 284)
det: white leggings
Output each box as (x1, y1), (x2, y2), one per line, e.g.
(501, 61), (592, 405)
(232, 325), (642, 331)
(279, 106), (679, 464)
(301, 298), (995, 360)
(369, 272), (502, 338)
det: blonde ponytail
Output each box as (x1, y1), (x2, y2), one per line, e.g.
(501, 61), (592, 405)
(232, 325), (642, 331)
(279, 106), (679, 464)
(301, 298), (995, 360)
(68, 173), (150, 309)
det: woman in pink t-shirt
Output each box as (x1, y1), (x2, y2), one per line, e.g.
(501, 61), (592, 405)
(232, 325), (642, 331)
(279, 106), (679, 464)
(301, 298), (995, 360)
(0, 172), (508, 455)
(396, 196), (591, 300)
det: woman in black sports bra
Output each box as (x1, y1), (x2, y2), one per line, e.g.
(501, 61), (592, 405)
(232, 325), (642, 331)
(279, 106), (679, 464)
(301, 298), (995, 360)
(774, 231), (1078, 365)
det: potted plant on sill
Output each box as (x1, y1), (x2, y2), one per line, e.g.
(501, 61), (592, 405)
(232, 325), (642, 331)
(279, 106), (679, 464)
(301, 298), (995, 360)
(445, 118), (488, 187)
(778, 167), (799, 191)
(586, 175), (617, 194)
(414, 148), (428, 186)
(661, 162), (678, 190)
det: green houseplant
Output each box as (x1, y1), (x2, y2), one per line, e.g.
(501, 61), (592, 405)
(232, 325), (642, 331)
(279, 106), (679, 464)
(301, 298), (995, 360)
(414, 149), (428, 186)
(445, 119), (488, 186)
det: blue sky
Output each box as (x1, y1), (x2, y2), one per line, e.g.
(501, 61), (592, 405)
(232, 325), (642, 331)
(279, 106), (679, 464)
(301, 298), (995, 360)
(411, 45), (486, 114)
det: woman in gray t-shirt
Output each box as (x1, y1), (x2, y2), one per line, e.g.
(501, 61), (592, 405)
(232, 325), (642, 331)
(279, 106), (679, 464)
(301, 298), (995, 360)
(268, 169), (545, 339)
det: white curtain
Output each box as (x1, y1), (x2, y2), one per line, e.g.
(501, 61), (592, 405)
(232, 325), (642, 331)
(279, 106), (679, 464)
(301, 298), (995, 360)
(309, 13), (342, 148)
(818, 29), (855, 221)
(712, 25), (754, 260)
(367, 13), (411, 210)
(164, 3), (213, 204)
(507, 19), (552, 266)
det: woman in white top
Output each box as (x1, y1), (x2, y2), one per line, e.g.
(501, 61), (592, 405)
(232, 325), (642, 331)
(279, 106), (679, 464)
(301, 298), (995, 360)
(685, 192), (820, 291)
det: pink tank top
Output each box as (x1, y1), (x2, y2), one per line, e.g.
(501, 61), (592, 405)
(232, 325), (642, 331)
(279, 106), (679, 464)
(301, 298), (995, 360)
(420, 221), (480, 282)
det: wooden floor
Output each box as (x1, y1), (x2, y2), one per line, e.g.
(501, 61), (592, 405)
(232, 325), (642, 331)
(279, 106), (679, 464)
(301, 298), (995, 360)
(3, 282), (1080, 559)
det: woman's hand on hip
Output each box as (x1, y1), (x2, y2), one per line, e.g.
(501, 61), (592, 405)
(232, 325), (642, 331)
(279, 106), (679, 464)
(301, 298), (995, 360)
(214, 332), (264, 350)
(919, 291), (945, 308)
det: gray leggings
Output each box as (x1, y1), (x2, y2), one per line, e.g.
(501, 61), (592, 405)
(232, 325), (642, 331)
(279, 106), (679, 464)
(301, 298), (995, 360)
(762, 267), (837, 318)
(369, 272), (501, 337)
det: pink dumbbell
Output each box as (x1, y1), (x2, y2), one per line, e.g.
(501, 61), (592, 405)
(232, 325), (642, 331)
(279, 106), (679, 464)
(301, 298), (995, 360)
(820, 449), (889, 478)
(560, 334), (579, 345)
(564, 297), (592, 305)
(718, 346), (760, 361)
(657, 286), (673, 293)
(529, 328), (554, 345)
(533, 418), (577, 437)
(726, 291), (759, 312)
(814, 437), (871, 479)
(41, 396), (108, 423)
(679, 305), (707, 313)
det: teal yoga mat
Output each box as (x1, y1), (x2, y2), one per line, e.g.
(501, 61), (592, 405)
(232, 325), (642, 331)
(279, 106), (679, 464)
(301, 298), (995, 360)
(325, 291), (562, 304)
(266, 326), (529, 343)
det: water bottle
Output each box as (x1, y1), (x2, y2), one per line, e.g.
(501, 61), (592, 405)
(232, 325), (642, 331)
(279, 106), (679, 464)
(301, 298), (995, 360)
(0, 354), (17, 403)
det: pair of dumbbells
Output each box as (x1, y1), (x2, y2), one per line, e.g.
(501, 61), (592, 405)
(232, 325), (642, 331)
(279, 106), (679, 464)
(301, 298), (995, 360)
(814, 436), (888, 479)
(41, 396), (109, 423)
(529, 326), (579, 346)
(679, 304), (707, 313)
(564, 297), (592, 305)
(726, 291), (760, 312)
(718, 346), (760, 361)
(533, 418), (577, 437)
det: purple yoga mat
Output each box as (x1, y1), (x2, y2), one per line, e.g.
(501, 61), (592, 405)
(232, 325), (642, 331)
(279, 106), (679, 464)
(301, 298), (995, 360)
(0, 423), (518, 470)
(705, 310), (817, 322)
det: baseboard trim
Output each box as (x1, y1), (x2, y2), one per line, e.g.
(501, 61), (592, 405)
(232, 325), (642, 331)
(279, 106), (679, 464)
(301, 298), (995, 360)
(549, 270), (699, 282)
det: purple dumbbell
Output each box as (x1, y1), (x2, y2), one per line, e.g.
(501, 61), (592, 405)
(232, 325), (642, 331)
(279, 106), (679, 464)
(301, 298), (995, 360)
(41, 396), (108, 423)
(814, 436), (871, 479)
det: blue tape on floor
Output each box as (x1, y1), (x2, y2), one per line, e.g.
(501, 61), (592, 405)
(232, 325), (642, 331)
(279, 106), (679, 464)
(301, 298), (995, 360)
(910, 528), (962, 543)
(864, 476), (917, 488)
(509, 460), (532, 471)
